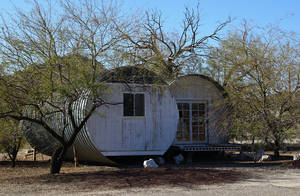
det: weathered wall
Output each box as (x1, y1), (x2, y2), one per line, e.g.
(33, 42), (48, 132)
(87, 83), (179, 156)
(170, 75), (228, 145)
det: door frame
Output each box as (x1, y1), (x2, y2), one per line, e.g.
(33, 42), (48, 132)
(175, 99), (208, 144)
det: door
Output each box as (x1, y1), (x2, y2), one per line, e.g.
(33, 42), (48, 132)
(122, 93), (146, 150)
(122, 118), (146, 150)
(176, 101), (207, 143)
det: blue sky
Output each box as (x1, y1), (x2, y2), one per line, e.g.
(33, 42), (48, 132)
(121, 0), (299, 35)
(0, 0), (299, 36)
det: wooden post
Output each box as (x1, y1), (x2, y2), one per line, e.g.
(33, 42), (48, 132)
(33, 148), (37, 162)
(73, 145), (79, 167)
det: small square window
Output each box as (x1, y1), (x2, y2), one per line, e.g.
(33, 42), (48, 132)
(123, 94), (134, 116)
(123, 93), (144, 116)
(134, 94), (144, 116)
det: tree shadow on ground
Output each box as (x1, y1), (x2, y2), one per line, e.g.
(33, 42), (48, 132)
(4, 167), (248, 190)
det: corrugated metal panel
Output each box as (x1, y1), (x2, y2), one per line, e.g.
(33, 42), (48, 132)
(22, 121), (59, 155)
(22, 92), (114, 164)
(71, 95), (113, 164)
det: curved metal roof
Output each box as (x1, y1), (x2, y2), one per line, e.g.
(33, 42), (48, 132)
(171, 74), (228, 98)
(98, 66), (167, 85)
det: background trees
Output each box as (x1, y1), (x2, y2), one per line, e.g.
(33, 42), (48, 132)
(206, 23), (300, 156)
(0, 0), (123, 173)
(0, 119), (24, 167)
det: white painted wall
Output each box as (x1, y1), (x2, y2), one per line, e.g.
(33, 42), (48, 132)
(170, 75), (228, 145)
(86, 83), (179, 156)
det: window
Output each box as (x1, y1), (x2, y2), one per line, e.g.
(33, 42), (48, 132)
(176, 102), (206, 142)
(123, 93), (145, 116)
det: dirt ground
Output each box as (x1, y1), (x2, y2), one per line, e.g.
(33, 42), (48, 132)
(0, 161), (246, 195)
(1, 151), (300, 196)
(0, 161), (300, 196)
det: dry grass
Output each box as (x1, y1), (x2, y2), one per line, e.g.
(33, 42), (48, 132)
(0, 161), (247, 195)
(1, 150), (298, 195)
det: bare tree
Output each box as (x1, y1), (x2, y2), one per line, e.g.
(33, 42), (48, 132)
(116, 4), (231, 79)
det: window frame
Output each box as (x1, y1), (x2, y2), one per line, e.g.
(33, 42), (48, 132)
(175, 99), (208, 144)
(123, 92), (145, 117)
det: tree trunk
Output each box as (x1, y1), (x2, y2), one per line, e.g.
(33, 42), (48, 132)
(11, 154), (16, 168)
(50, 146), (67, 174)
(251, 136), (256, 162)
(73, 145), (79, 167)
(274, 149), (280, 158)
(33, 148), (37, 162)
(274, 139), (280, 158)
(8, 144), (18, 168)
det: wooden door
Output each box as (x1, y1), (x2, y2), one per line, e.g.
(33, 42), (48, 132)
(122, 118), (146, 150)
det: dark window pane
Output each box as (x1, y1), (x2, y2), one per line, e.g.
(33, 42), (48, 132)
(199, 111), (205, 117)
(192, 119), (200, 126)
(177, 103), (182, 110)
(183, 122), (190, 141)
(183, 118), (189, 124)
(182, 103), (189, 110)
(199, 134), (205, 141)
(179, 111), (182, 118)
(192, 126), (198, 134)
(192, 103), (198, 110)
(183, 111), (189, 118)
(134, 94), (144, 116)
(199, 127), (205, 132)
(199, 104), (205, 111)
(192, 111), (199, 117)
(123, 93), (134, 116)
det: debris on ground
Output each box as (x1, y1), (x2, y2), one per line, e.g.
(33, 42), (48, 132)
(155, 157), (165, 165)
(173, 154), (184, 165)
(254, 149), (265, 161)
(238, 150), (272, 162)
(143, 158), (158, 168)
(258, 155), (272, 162)
(293, 154), (300, 161)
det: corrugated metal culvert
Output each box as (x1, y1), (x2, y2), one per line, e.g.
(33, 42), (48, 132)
(22, 93), (113, 164)
(23, 66), (178, 163)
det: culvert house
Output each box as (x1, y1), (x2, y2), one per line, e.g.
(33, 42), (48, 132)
(23, 66), (179, 163)
(23, 66), (239, 164)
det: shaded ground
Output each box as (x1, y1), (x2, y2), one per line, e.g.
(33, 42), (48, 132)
(119, 167), (300, 196)
(1, 161), (300, 196)
(0, 161), (247, 195)
(1, 151), (300, 195)
(291, 160), (300, 169)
